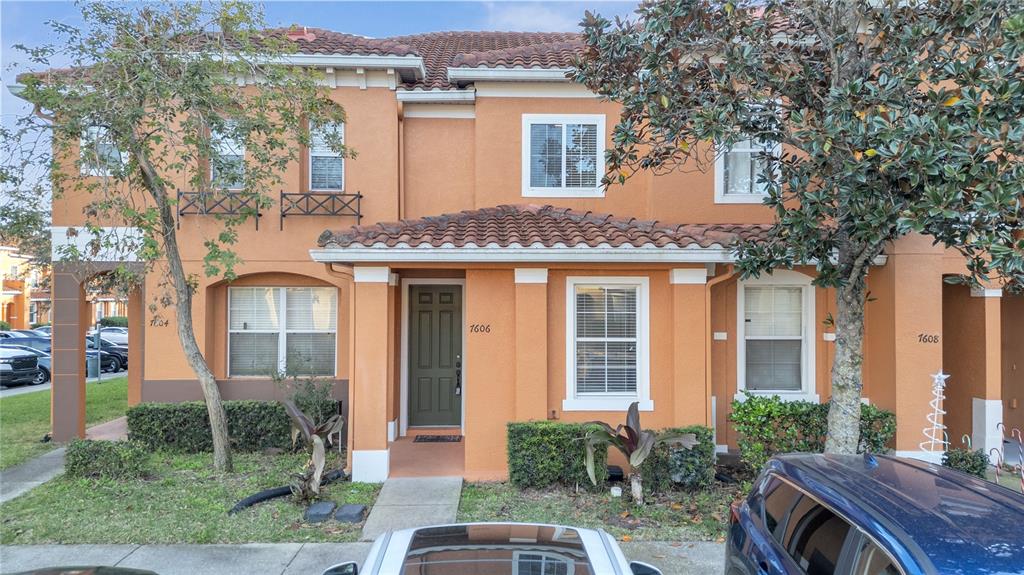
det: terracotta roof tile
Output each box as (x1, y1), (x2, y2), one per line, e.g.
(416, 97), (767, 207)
(263, 27), (419, 56)
(317, 204), (770, 250)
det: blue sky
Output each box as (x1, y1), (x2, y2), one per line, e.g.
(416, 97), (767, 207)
(1, 1), (637, 131)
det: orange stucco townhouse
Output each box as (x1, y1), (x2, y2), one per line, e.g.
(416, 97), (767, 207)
(39, 29), (1023, 482)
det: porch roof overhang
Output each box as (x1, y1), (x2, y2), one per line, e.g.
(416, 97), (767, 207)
(310, 243), (738, 264)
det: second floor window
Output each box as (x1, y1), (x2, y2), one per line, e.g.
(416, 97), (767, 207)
(80, 126), (123, 176)
(522, 114), (605, 198)
(309, 121), (345, 191)
(211, 123), (244, 189)
(715, 137), (780, 203)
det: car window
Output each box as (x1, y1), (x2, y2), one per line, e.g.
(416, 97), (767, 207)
(851, 538), (901, 575)
(781, 494), (852, 575)
(762, 478), (801, 539)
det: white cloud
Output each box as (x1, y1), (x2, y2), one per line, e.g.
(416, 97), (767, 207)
(484, 1), (636, 33)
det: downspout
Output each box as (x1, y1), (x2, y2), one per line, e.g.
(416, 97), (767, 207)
(324, 262), (355, 470)
(397, 101), (405, 220)
(705, 265), (737, 430)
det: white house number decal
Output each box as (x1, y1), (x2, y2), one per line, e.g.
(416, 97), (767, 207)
(470, 324), (491, 333)
(918, 333), (940, 344)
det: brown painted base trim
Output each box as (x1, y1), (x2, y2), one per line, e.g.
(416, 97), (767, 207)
(141, 378), (349, 403)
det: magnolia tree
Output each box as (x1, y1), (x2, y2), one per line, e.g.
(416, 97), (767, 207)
(574, 0), (1024, 453)
(6, 1), (349, 470)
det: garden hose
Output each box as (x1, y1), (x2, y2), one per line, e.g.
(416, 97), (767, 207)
(227, 468), (348, 514)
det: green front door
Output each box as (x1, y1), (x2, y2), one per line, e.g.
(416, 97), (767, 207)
(409, 285), (462, 426)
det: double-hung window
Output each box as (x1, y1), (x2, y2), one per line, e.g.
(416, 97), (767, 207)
(522, 114), (605, 198)
(228, 286), (337, 377)
(80, 126), (123, 176)
(715, 137), (780, 203)
(737, 271), (816, 401)
(211, 123), (245, 189)
(513, 551), (574, 575)
(564, 277), (651, 411)
(309, 121), (344, 191)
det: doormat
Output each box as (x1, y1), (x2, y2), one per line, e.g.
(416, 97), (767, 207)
(413, 434), (463, 443)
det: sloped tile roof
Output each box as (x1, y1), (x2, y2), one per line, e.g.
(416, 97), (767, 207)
(317, 204), (770, 249)
(263, 27), (419, 56)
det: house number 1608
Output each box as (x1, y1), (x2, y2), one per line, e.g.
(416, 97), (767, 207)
(470, 324), (491, 333)
(918, 333), (940, 343)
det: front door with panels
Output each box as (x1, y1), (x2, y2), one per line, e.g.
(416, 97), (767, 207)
(408, 285), (463, 427)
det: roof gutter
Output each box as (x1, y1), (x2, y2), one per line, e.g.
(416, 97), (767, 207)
(446, 67), (573, 84)
(277, 54), (427, 79)
(310, 246), (738, 264)
(396, 89), (476, 104)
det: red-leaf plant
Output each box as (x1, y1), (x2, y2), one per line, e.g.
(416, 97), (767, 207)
(282, 400), (345, 502)
(585, 401), (697, 505)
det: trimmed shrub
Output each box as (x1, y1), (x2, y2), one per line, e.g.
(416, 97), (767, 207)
(943, 448), (989, 478)
(508, 421), (607, 490)
(99, 316), (129, 327)
(30, 322), (49, 329)
(639, 425), (716, 494)
(0, 320), (10, 331)
(65, 439), (149, 479)
(127, 400), (291, 452)
(730, 394), (896, 472)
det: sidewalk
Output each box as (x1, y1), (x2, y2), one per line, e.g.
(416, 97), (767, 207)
(360, 476), (462, 540)
(0, 541), (725, 574)
(0, 417), (128, 504)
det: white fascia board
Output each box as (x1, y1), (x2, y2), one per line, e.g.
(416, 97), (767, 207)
(311, 245), (735, 264)
(396, 89), (476, 103)
(277, 54), (426, 78)
(447, 67), (573, 83)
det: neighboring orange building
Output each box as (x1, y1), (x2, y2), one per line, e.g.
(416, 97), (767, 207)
(36, 30), (1022, 481)
(0, 247), (32, 329)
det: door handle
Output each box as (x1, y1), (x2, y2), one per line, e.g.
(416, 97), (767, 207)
(455, 354), (462, 396)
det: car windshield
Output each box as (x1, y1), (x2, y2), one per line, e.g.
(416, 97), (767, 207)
(403, 525), (594, 574)
(3, 346), (46, 357)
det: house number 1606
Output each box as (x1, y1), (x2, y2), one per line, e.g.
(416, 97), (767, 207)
(470, 324), (491, 333)
(918, 333), (940, 343)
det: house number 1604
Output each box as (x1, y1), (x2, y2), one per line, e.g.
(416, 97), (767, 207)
(470, 324), (491, 333)
(918, 333), (940, 343)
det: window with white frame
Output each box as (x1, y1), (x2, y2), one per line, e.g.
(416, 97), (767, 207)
(80, 126), (123, 176)
(714, 138), (780, 203)
(513, 551), (574, 575)
(309, 121), (344, 191)
(564, 277), (650, 411)
(522, 114), (605, 197)
(211, 123), (245, 189)
(737, 272), (816, 400)
(228, 286), (337, 377)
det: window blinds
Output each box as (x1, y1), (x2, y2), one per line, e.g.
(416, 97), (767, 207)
(575, 285), (639, 395)
(744, 286), (803, 391)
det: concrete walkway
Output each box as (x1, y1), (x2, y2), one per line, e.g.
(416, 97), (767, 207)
(0, 448), (66, 504)
(0, 541), (725, 574)
(360, 476), (462, 541)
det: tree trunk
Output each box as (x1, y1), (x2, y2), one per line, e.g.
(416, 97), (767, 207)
(629, 472), (644, 505)
(824, 273), (868, 454)
(134, 145), (233, 472)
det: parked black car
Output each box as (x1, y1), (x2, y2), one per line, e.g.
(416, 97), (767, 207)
(1, 339), (119, 374)
(1, 336), (51, 353)
(0, 347), (40, 387)
(86, 337), (128, 371)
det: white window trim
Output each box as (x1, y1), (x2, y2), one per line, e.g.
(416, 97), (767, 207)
(713, 140), (781, 204)
(227, 286), (338, 378)
(563, 276), (652, 412)
(308, 121), (345, 192)
(735, 270), (818, 403)
(521, 113), (606, 198)
(512, 550), (576, 575)
(80, 126), (125, 177)
(211, 124), (245, 191)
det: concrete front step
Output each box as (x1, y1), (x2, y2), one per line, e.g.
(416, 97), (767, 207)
(360, 476), (462, 541)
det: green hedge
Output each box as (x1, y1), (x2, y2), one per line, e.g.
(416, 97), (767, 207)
(30, 322), (49, 329)
(730, 394), (896, 472)
(0, 320), (10, 331)
(638, 426), (716, 494)
(127, 401), (292, 452)
(99, 316), (129, 327)
(508, 421), (607, 490)
(943, 448), (988, 478)
(65, 439), (149, 479)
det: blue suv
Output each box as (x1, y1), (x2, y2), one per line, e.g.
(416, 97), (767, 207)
(726, 453), (1024, 575)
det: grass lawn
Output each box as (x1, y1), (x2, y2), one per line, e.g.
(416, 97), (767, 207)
(0, 376), (129, 470)
(458, 482), (743, 542)
(0, 451), (378, 544)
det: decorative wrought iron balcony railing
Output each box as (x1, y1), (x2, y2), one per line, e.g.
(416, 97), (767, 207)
(279, 191), (362, 230)
(177, 190), (263, 229)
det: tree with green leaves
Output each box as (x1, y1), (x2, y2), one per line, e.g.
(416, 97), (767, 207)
(7, 1), (349, 470)
(575, 0), (1024, 453)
